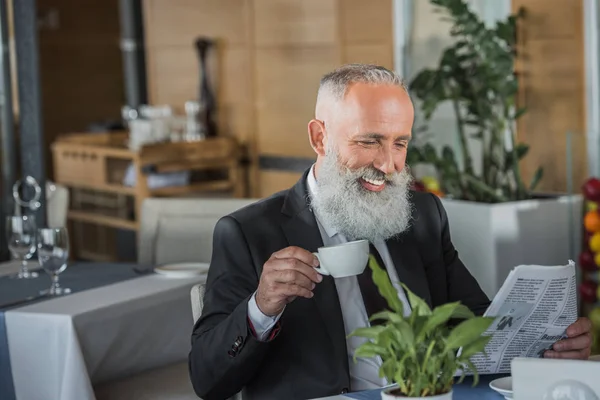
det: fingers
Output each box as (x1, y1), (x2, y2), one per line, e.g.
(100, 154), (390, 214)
(272, 246), (319, 268)
(271, 258), (322, 283)
(544, 349), (589, 360)
(271, 282), (314, 299)
(566, 317), (593, 337)
(552, 332), (593, 353)
(271, 269), (316, 291)
(257, 247), (323, 313)
(544, 329), (593, 360)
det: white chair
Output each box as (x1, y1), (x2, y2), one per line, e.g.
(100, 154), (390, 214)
(190, 283), (242, 400)
(191, 283), (205, 323)
(95, 197), (257, 400)
(138, 197), (258, 266)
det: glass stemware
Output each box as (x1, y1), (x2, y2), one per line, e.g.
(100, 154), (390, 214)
(6, 215), (38, 279)
(37, 227), (71, 296)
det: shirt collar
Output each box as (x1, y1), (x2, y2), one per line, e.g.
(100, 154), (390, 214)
(307, 164), (338, 238)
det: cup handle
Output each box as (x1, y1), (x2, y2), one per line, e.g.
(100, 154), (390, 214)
(312, 252), (330, 276)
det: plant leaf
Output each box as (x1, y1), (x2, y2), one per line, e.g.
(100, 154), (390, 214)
(514, 107), (527, 119)
(353, 342), (388, 361)
(380, 358), (397, 382)
(458, 335), (492, 359)
(402, 283), (432, 316)
(464, 359), (480, 386)
(422, 143), (439, 164)
(369, 255), (404, 314)
(418, 302), (461, 339)
(376, 327), (396, 349)
(445, 317), (494, 350)
(369, 311), (403, 324)
(470, 131), (484, 140)
(529, 166), (544, 191)
(347, 326), (386, 339)
(392, 319), (415, 347)
(450, 304), (476, 319)
(463, 174), (508, 202)
(514, 143), (529, 160)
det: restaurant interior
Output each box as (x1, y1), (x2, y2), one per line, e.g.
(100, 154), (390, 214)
(0, 0), (599, 399)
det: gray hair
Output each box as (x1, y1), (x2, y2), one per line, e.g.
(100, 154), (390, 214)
(317, 63), (407, 102)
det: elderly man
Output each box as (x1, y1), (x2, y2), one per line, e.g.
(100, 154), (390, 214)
(189, 64), (592, 400)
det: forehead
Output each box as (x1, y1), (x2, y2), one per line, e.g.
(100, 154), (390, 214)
(336, 82), (414, 136)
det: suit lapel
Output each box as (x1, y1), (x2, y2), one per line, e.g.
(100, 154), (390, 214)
(386, 229), (433, 308)
(281, 170), (349, 376)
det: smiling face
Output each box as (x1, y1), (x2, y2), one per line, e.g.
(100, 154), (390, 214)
(310, 82), (414, 189)
(308, 81), (415, 242)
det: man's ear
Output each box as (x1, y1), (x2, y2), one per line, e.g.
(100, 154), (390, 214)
(308, 119), (327, 156)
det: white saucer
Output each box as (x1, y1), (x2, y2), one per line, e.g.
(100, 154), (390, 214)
(489, 376), (513, 399)
(154, 262), (209, 278)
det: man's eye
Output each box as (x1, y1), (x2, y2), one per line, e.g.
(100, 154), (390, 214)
(360, 141), (377, 146)
(396, 142), (408, 148)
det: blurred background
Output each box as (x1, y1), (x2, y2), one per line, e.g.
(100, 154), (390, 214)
(1, 2), (599, 399)
(0, 0), (593, 261)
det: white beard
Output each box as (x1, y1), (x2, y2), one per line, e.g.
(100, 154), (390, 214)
(310, 149), (414, 243)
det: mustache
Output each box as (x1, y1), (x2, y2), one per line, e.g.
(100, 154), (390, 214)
(346, 164), (412, 186)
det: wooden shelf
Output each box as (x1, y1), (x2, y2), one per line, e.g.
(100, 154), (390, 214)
(61, 181), (136, 196)
(150, 180), (233, 196)
(52, 132), (246, 262)
(68, 210), (138, 231)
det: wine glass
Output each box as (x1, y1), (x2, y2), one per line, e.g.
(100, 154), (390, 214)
(37, 227), (71, 295)
(6, 215), (38, 279)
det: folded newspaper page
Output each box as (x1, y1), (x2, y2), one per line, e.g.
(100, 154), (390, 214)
(464, 260), (578, 375)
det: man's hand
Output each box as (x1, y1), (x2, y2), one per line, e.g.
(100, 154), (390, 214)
(544, 317), (593, 360)
(255, 246), (323, 316)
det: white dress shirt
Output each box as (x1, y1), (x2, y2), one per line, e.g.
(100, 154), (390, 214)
(247, 165), (412, 391)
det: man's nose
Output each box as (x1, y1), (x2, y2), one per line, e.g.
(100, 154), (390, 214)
(373, 147), (395, 175)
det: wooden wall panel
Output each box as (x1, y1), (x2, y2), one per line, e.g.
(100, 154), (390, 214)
(340, 0), (393, 44)
(516, 0), (581, 40)
(37, 0), (123, 178)
(143, 0), (249, 47)
(258, 170), (303, 198)
(513, 0), (586, 192)
(343, 45), (393, 68)
(145, 46), (197, 112)
(147, 46), (254, 110)
(143, 0), (253, 139)
(255, 47), (339, 157)
(143, 0), (395, 198)
(38, 0), (122, 45)
(253, 0), (337, 46)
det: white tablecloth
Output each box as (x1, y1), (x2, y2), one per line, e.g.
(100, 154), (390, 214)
(2, 261), (203, 400)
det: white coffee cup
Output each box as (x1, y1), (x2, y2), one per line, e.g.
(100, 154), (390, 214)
(313, 239), (369, 278)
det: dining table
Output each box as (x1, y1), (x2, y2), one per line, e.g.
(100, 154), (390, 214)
(0, 259), (206, 400)
(313, 374), (507, 399)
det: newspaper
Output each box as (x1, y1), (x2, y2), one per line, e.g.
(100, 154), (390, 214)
(466, 260), (578, 375)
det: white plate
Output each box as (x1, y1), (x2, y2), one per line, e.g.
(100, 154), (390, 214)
(489, 376), (513, 399)
(154, 262), (209, 278)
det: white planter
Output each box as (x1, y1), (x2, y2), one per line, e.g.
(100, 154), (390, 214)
(381, 387), (452, 400)
(440, 195), (583, 299)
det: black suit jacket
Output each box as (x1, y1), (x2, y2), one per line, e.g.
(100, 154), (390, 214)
(189, 169), (490, 400)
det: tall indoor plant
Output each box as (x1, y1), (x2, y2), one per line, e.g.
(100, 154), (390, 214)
(408, 0), (537, 203)
(405, 0), (582, 299)
(350, 256), (494, 399)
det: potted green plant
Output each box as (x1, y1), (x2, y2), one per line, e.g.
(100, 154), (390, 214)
(349, 255), (494, 399)
(406, 0), (582, 298)
(408, 0), (533, 203)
